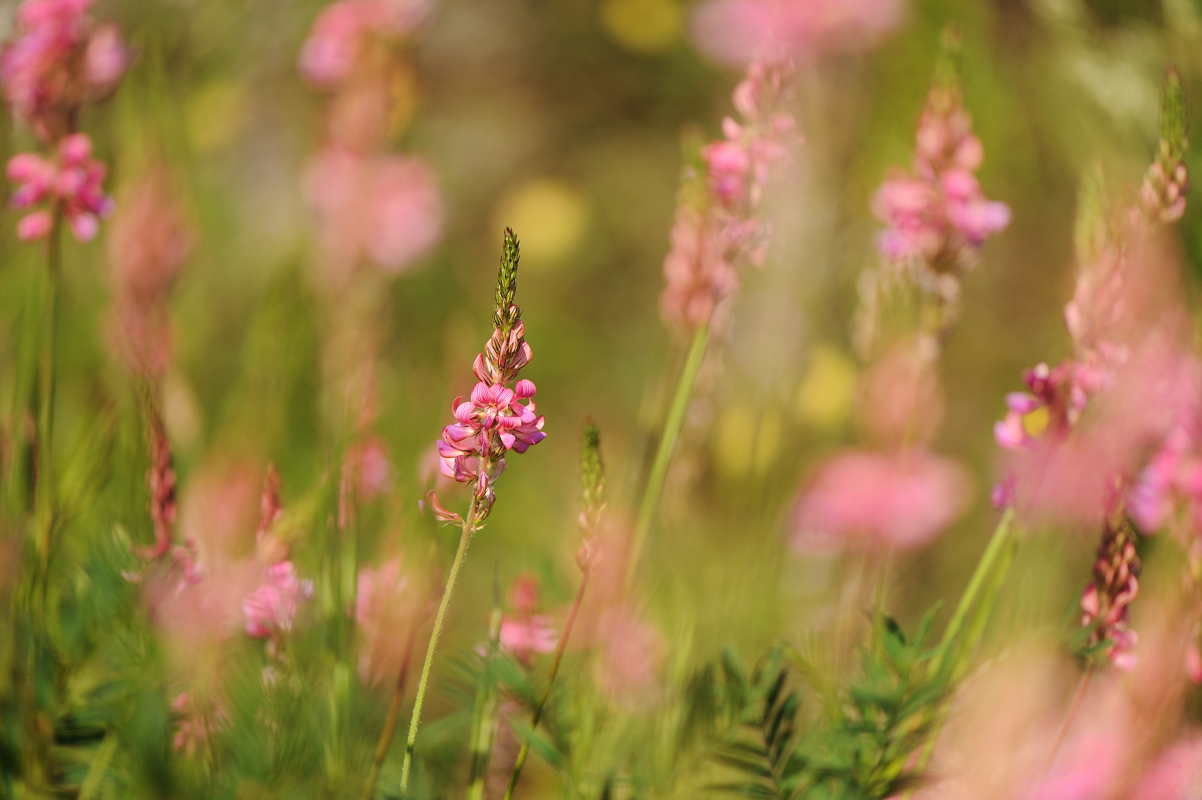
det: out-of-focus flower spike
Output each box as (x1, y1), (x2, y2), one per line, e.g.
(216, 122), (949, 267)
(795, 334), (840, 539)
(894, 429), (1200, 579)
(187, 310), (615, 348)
(1140, 67), (1189, 224)
(932, 23), (963, 92)
(1080, 512), (1141, 669)
(579, 419), (606, 534)
(139, 412), (176, 560)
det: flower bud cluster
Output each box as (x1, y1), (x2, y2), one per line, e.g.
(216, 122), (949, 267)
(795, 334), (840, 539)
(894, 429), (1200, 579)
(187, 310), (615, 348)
(660, 59), (796, 329)
(873, 84), (1010, 276)
(434, 230), (547, 520)
(7, 132), (112, 241)
(1080, 514), (1141, 669)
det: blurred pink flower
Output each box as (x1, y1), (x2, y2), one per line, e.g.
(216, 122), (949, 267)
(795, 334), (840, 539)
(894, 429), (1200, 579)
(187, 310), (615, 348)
(689, 0), (903, 67)
(498, 573), (558, 665)
(593, 607), (664, 705)
(0, 0), (129, 141)
(859, 339), (945, 447)
(791, 449), (971, 551)
(1133, 736), (1202, 800)
(299, 0), (429, 88)
(661, 59), (796, 329)
(242, 561), (313, 639)
(345, 435), (392, 501)
(7, 131), (113, 241)
(304, 147), (443, 281)
(355, 557), (427, 686)
(874, 87), (1009, 270)
(107, 168), (193, 376)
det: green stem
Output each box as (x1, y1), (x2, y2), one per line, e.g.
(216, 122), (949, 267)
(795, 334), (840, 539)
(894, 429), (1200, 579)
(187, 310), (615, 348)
(34, 209), (62, 600)
(466, 583), (504, 800)
(626, 322), (709, 591)
(910, 509), (1017, 783)
(932, 508), (1014, 677)
(400, 496), (482, 792)
(501, 568), (591, 800)
(361, 623), (420, 800)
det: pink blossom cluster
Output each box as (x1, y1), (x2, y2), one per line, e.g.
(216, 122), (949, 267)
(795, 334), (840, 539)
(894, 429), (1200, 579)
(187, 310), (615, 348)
(689, 0), (904, 67)
(139, 414), (177, 561)
(1080, 517), (1141, 670)
(0, 0), (129, 142)
(498, 574), (557, 666)
(299, 0), (428, 88)
(242, 561), (313, 640)
(432, 239), (546, 519)
(304, 148), (443, 282)
(661, 59), (796, 328)
(107, 169), (194, 376)
(355, 558), (426, 686)
(791, 450), (971, 552)
(873, 86), (1010, 271)
(300, 0), (443, 284)
(7, 132), (113, 241)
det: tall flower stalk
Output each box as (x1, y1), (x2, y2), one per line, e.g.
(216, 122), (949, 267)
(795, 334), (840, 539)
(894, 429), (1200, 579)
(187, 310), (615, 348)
(397, 228), (546, 791)
(628, 57), (795, 587)
(502, 421), (606, 800)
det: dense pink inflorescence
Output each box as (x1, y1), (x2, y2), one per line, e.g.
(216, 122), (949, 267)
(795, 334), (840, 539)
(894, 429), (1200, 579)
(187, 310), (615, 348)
(304, 148), (444, 282)
(791, 450), (971, 551)
(660, 58), (796, 329)
(689, 0), (904, 67)
(873, 85), (1010, 272)
(498, 574), (558, 666)
(298, 0), (429, 88)
(242, 561), (314, 640)
(7, 132), (113, 241)
(0, 0), (129, 142)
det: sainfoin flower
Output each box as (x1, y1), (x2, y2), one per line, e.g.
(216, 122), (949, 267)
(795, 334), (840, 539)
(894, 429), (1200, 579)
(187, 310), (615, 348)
(7, 132), (113, 241)
(298, 0), (429, 88)
(0, 0), (130, 141)
(660, 58), (796, 328)
(498, 574), (557, 665)
(242, 561), (314, 639)
(304, 147), (444, 282)
(430, 230), (546, 520)
(688, 0), (904, 67)
(1080, 514), (1141, 670)
(873, 84), (1010, 271)
(107, 168), (193, 376)
(171, 691), (230, 756)
(355, 558), (426, 686)
(791, 449), (971, 551)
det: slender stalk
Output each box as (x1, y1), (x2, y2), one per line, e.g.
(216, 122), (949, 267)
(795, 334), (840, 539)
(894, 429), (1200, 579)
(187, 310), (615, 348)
(400, 495), (482, 791)
(361, 623), (420, 800)
(1043, 665), (1093, 775)
(908, 510), (1018, 787)
(501, 568), (591, 800)
(626, 322), (709, 591)
(932, 509), (1015, 677)
(33, 209), (62, 601)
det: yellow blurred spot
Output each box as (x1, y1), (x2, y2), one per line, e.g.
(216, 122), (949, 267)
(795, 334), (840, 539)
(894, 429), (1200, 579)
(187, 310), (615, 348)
(187, 80), (249, 153)
(793, 345), (858, 430)
(492, 179), (590, 269)
(600, 0), (681, 53)
(1023, 406), (1049, 438)
(162, 369), (203, 453)
(714, 402), (756, 480)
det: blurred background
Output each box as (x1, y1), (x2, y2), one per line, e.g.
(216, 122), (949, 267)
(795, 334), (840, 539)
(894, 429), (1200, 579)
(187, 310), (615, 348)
(4, 0), (1202, 793)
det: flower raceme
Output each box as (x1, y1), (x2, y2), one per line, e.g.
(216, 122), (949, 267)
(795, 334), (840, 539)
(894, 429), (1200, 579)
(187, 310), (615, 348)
(0, 0), (129, 142)
(242, 561), (314, 640)
(432, 229), (546, 518)
(7, 132), (113, 241)
(660, 58), (796, 329)
(873, 83), (1010, 271)
(298, 0), (429, 88)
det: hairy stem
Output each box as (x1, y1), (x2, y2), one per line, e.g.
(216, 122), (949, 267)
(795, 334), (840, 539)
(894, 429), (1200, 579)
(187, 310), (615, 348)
(360, 623), (420, 800)
(501, 568), (591, 800)
(627, 322), (709, 591)
(400, 496), (482, 791)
